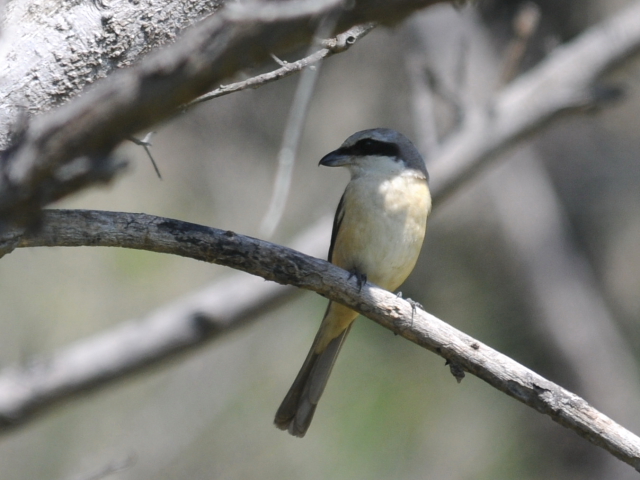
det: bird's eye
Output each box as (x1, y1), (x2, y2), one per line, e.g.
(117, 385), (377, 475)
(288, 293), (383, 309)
(351, 138), (399, 158)
(354, 139), (381, 155)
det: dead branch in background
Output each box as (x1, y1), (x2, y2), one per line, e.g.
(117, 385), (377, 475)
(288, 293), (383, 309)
(2, 209), (640, 471)
(425, 1), (640, 203)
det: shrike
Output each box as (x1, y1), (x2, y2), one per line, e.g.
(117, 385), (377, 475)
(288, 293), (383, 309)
(274, 128), (431, 437)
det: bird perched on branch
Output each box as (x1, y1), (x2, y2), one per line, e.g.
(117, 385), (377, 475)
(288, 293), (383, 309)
(274, 128), (432, 437)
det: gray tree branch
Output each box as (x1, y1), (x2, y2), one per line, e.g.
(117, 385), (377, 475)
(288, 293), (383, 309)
(0, 0), (224, 150)
(2, 209), (640, 471)
(0, 0), (448, 228)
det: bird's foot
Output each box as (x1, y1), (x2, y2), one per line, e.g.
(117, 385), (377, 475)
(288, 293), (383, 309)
(348, 270), (367, 292)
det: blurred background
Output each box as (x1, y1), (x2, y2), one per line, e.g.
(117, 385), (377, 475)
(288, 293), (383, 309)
(2, 0), (640, 479)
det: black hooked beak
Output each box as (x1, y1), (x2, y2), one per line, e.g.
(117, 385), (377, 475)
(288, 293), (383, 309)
(319, 148), (352, 167)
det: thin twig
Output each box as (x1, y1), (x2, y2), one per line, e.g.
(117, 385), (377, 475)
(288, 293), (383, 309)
(128, 133), (162, 179)
(186, 23), (375, 108)
(270, 53), (289, 67)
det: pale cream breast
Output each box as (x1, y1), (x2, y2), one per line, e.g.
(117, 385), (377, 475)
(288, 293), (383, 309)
(331, 172), (431, 291)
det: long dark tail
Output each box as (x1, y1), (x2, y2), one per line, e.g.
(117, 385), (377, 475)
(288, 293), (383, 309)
(274, 324), (352, 437)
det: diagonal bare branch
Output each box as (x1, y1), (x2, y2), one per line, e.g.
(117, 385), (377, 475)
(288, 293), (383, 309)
(2, 209), (640, 472)
(427, 1), (640, 204)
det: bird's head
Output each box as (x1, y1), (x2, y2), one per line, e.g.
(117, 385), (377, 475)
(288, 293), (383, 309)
(319, 128), (428, 180)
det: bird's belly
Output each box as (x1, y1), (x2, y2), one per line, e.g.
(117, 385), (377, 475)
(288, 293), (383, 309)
(332, 175), (430, 291)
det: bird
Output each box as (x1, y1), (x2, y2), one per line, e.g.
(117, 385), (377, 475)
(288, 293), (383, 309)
(274, 128), (432, 437)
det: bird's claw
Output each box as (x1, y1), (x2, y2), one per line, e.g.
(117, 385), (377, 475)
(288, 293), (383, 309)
(348, 270), (367, 292)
